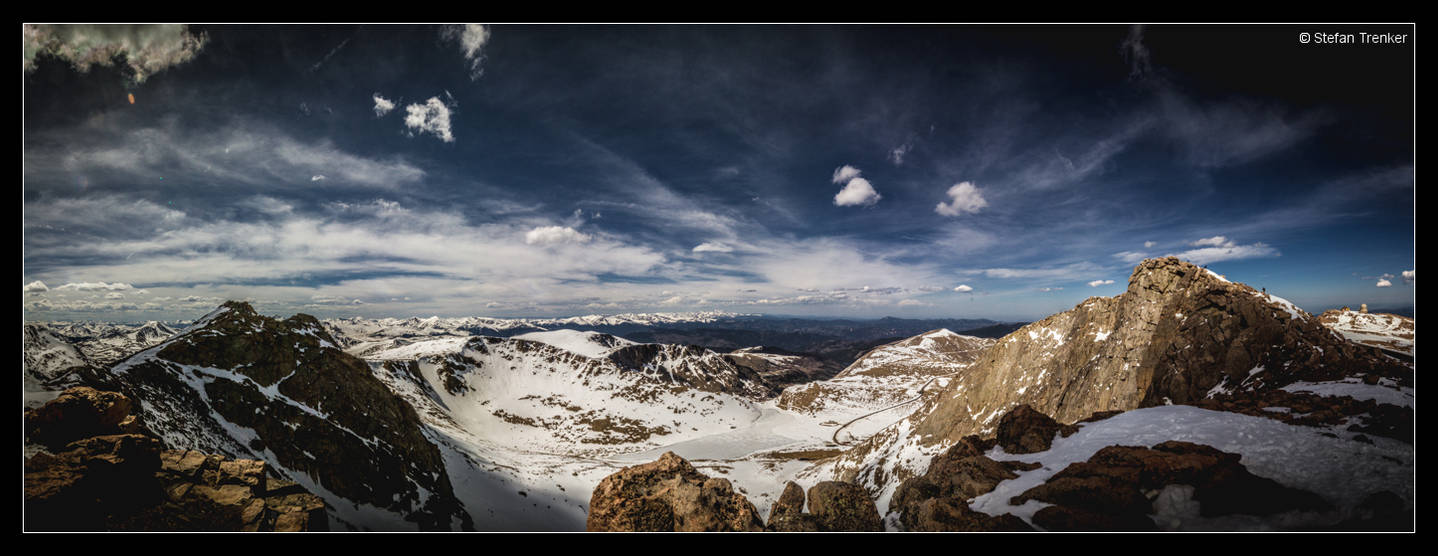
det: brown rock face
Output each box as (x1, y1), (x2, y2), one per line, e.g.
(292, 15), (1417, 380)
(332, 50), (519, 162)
(25, 387), (141, 449)
(24, 389), (328, 532)
(1011, 441), (1329, 531)
(587, 452), (765, 532)
(891, 433), (1038, 532)
(912, 257), (1410, 445)
(994, 404), (1076, 454)
(806, 482), (883, 532)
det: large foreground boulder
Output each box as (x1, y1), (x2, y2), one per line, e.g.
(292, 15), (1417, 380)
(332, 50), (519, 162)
(24, 389), (327, 531)
(587, 452), (765, 531)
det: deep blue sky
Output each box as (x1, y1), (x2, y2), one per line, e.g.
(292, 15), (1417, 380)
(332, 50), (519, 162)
(22, 24), (1415, 322)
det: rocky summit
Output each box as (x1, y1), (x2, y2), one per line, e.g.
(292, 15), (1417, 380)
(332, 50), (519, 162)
(586, 452), (765, 532)
(24, 387), (327, 531)
(587, 452), (885, 532)
(829, 257), (1413, 512)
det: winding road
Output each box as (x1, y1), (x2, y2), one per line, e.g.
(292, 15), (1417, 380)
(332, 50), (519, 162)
(830, 372), (961, 446)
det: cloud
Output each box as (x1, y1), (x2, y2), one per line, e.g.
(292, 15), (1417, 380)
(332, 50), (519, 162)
(1038, 287), (1063, 292)
(310, 175), (326, 182)
(442, 24), (490, 81)
(693, 242), (733, 253)
(56, 281), (134, 291)
(1120, 25), (1152, 80)
(888, 139), (915, 165)
(24, 122), (426, 190)
(23, 24), (207, 83)
(1171, 236), (1280, 265)
(373, 93), (396, 117)
(23, 281), (49, 293)
(834, 177), (881, 207)
(935, 181), (988, 216)
(896, 299), (927, 307)
(1144, 241), (1156, 248)
(953, 284), (973, 293)
(525, 226), (592, 246)
(1376, 279), (1392, 288)
(1190, 236), (1230, 248)
(1087, 279), (1115, 287)
(831, 165), (862, 184)
(404, 97), (455, 143)
(1113, 251), (1149, 264)
(1402, 270), (1414, 284)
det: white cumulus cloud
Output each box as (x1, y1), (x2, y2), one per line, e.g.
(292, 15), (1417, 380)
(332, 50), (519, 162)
(834, 177), (881, 207)
(404, 97), (455, 143)
(372, 93), (395, 117)
(831, 165), (862, 184)
(1088, 279), (1115, 287)
(1191, 236), (1231, 248)
(23, 281), (49, 293)
(1376, 279), (1392, 288)
(953, 284), (973, 293)
(1402, 270), (1414, 284)
(525, 226), (592, 246)
(935, 181), (988, 216)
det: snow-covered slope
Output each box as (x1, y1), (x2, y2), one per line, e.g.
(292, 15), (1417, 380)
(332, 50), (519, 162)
(511, 329), (637, 358)
(1318, 309), (1414, 356)
(23, 323), (91, 407)
(34, 320), (181, 367)
(776, 330), (993, 436)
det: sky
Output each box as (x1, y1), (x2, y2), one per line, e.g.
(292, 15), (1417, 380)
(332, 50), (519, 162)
(22, 24), (1416, 322)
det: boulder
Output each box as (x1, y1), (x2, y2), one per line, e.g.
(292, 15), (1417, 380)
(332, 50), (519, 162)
(587, 452), (764, 532)
(995, 404), (1075, 454)
(806, 481), (882, 532)
(25, 387), (141, 449)
(1011, 441), (1329, 530)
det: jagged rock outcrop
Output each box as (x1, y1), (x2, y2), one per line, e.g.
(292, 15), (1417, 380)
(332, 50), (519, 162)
(25, 386), (144, 449)
(830, 258), (1412, 512)
(98, 301), (473, 531)
(994, 404), (1077, 454)
(806, 482), (883, 532)
(1010, 441), (1330, 531)
(586, 452), (765, 531)
(24, 388), (327, 531)
(891, 435), (1037, 531)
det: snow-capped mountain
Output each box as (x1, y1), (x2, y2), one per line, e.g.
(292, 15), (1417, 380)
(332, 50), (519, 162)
(96, 302), (473, 531)
(35, 320), (182, 366)
(322, 311), (754, 347)
(1319, 309), (1414, 357)
(23, 323), (91, 407)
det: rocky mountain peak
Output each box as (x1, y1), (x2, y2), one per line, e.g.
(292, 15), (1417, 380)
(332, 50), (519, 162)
(830, 257), (1412, 513)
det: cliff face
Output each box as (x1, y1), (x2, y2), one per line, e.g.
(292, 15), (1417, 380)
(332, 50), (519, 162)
(829, 257), (1412, 512)
(910, 257), (1409, 444)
